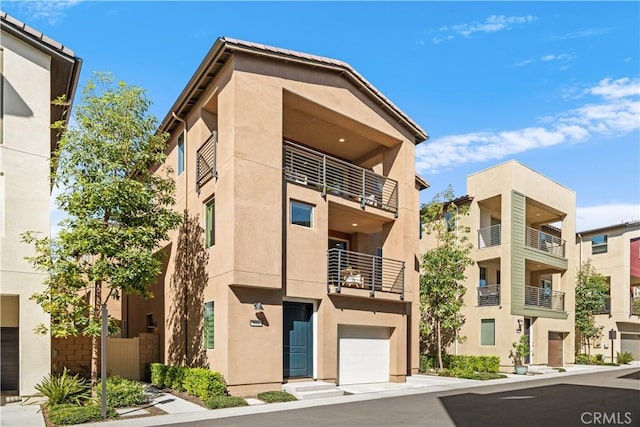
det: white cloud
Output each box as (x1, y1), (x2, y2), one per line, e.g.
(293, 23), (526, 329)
(576, 204), (640, 232)
(416, 77), (640, 174)
(550, 28), (612, 41)
(430, 15), (537, 43)
(514, 53), (576, 67)
(12, 0), (83, 25)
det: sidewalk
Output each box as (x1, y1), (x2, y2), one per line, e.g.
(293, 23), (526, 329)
(2, 362), (637, 427)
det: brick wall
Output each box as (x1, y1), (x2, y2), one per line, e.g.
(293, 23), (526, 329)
(138, 333), (159, 381)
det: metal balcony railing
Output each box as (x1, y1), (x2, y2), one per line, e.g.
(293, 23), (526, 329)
(478, 224), (501, 248)
(524, 285), (565, 311)
(327, 248), (404, 298)
(478, 285), (500, 306)
(196, 131), (217, 193)
(632, 297), (640, 316)
(283, 141), (399, 216)
(524, 226), (566, 258)
(593, 297), (611, 315)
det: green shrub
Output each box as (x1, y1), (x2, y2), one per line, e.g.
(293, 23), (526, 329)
(33, 368), (90, 409)
(449, 355), (500, 373)
(165, 366), (188, 392)
(150, 363), (167, 388)
(420, 354), (453, 372)
(456, 371), (507, 380)
(575, 354), (591, 365)
(97, 376), (146, 408)
(204, 395), (248, 409)
(593, 354), (605, 364)
(183, 368), (227, 401)
(47, 404), (116, 425)
(257, 391), (297, 403)
(554, 367), (566, 373)
(617, 352), (634, 364)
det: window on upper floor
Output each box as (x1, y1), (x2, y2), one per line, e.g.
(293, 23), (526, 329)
(444, 211), (456, 232)
(479, 266), (487, 287)
(290, 200), (314, 228)
(204, 301), (214, 349)
(177, 132), (185, 175)
(205, 197), (215, 247)
(591, 234), (608, 255)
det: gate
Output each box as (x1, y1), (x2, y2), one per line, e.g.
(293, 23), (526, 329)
(107, 337), (140, 380)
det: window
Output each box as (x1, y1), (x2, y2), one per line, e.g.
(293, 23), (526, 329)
(480, 319), (495, 346)
(290, 200), (313, 228)
(591, 234), (608, 254)
(204, 301), (214, 349)
(496, 270), (501, 285)
(205, 198), (215, 247)
(479, 267), (487, 287)
(444, 212), (456, 232)
(177, 132), (185, 175)
(145, 313), (155, 331)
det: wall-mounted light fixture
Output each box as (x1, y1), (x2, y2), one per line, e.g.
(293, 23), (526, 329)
(254, 302), (264, 313)
(517, 319), (523, 333)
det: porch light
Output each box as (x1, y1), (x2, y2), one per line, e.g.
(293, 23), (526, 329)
(253, 302), (264, 313)
(517, 319), (523, 333)
(338, 138), (345, 143)
(352, 223), (358, 227)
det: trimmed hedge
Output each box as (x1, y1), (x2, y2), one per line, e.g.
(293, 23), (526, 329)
(165, 366), (188, 392)
(205, 395), (248, 409)
(257, 391), (297, 403)
(47, 404), (116, 425)
(183, 368), (227, 401)
(97, 376), (146, 408)
(150, 363), (168, 388)
(420, 354), (499, 373)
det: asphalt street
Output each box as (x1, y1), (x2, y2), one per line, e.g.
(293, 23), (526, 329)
(164, 368), (640, 427)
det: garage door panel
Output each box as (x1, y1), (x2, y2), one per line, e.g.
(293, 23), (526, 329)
(620, 334), (640, 360)
(338, 326), (390, 385)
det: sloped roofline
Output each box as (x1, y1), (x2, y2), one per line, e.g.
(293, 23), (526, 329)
(159, 37), (428, 143)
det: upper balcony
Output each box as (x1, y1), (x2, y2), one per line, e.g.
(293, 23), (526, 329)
(525, 226), (566, 258)
(524, 285), (565, 311)
(327, 248), (405, 300)
(478, 224), (501, 249)
(283, 141), (398, 216)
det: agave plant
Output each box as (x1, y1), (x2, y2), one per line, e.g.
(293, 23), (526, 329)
(33, 368), (90, 408)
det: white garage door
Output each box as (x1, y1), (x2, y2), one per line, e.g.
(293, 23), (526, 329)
(338, 325), (390, 385)
(620, 334), (640, 360)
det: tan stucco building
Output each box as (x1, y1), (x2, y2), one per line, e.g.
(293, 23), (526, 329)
(0, 13), (81, 396)
(577, 221), (640, 360)
(421, 161), (577, 369)
(124, 38), (428, 395)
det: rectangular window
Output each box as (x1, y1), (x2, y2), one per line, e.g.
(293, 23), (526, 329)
(591, 234), (608, 254)
(496, 270), (501, 285)
(444, 211), (456, 232)
(145, 313), (155, 331)
(177, 132), (185, 175)
(479, 267), (487, 287)
(290, 200), (313, 228)
(204, 301), (214, 349)
(480, 319), (495, 346)
(205, 198), (215, 247)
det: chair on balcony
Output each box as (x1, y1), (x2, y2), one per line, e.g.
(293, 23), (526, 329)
(341, 268), (365, 288)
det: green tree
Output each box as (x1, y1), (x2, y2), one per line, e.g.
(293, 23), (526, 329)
(575, 260), (608, 356)
(22, 73), (182, 395)
(419, 187), (474, 370)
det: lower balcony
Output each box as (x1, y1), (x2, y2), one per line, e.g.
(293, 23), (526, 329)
(524, 285), (565, 311)
(478, 285), (500, 306)
(327, 248), (404, 299)
(632, 297), (640, 316)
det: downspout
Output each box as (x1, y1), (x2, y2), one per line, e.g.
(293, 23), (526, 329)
(577, 233), (582, 267)
(172, 112), (189, 364)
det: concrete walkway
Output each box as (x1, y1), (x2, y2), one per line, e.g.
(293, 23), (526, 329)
(2, 362), (637, 427)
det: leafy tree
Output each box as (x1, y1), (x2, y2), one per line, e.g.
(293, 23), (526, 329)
(22, 73), (183, 395)
(575, 260), (608, 356)
(419, 187), (474, 370)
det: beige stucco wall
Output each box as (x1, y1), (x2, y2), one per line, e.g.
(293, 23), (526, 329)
(0, 32), (53, 395)
(577, 224), (640, 360)
(141, 50), (421, 393)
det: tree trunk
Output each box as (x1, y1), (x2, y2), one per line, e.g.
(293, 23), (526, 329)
(437, 319), (443, 370)
(90, 280), (102, 398)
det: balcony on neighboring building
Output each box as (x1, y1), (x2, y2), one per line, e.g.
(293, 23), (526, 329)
(478, 285), (500, 306)
(327, 248), (404, 299)
(478, 224), (501, 249)
(283, 141), (398, 216)
(525, 226), (566, 258)
(524, 285), (565, 311)
(632, 297), (640, 316)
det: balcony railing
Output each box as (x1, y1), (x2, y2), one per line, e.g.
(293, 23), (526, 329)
(524, 285), (565, 311)
(327, 248), (404, 298)
(632, 297), (640, 316)
(196, 131), (217, 193)
(593, 297), (611, 315)
(283, 141), (399, 216)
(524, 226), (565, 258)
(478, 285), (500, 306)
(478, 224), (501, 248)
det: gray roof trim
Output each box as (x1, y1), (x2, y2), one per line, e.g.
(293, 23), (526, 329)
(160, 37), (428, 143)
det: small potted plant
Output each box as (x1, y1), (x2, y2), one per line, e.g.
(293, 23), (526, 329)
(509, 334), (530, 375)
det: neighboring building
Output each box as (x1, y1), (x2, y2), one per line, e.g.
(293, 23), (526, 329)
(124, 38), (428, 395)
(576, 221), (640, 360)
(0, 13), (82, 396)
(421, 160), (577, 368)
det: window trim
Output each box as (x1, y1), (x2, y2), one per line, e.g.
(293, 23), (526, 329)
(480, 318), (496, 346)
(204, 301), (214, 350)
(205, 197), (215, 247)
(290, 200), (314, 229)
(177, 132), (185, 176)
(591, 234), (608, 255)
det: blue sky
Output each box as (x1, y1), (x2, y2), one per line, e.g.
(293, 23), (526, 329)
(4, 1), (639, 231)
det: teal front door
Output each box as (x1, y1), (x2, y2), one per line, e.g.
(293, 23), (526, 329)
(283, 302), (313, 378)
